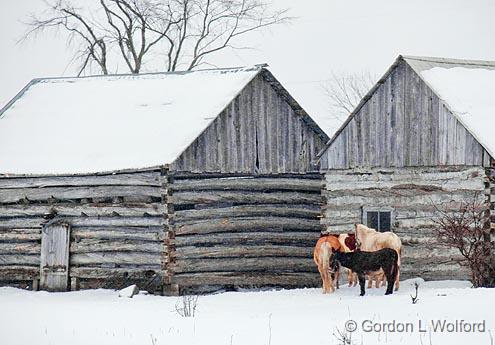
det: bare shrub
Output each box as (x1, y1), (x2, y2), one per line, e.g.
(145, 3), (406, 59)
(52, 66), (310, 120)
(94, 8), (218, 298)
(434, 193), (495, 288)
(332, 326), (353, 345)
(175, 295), (199, 317)
(410, 281), (420, 304)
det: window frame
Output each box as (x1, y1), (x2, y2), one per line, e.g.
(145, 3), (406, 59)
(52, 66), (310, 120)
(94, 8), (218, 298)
(362, 206), (394, 232)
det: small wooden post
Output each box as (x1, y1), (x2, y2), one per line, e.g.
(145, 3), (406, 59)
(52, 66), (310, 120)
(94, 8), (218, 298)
(40, 221), (71, 292)
(70, 277), (79, 291)
(32, 278), (39, 291)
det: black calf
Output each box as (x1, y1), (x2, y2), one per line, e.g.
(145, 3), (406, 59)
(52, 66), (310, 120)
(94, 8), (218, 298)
(331, 248), (398, 296)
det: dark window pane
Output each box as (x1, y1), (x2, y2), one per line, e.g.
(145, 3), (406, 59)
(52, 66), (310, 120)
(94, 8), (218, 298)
(379, 211), (391, 232)
(367, 211), (379, 230)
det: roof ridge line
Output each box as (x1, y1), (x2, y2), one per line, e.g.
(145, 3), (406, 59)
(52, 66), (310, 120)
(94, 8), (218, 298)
(402, 55), (495, 67)
(32, 64), (269, 83)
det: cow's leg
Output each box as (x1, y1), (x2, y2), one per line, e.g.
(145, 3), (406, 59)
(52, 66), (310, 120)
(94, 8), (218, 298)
(376, 273), (387, 288)
(385, 269), (394, 295)
(395, 267), (400, 291)
(323, 266), (334, 293)
(317, 265), (328, 293)
(367, 275), (372, 288)
(334, 269), (340, 289)
(374, 274), (381, 288)
(358, 274), (366, 296)
(347, 269), (353, 287)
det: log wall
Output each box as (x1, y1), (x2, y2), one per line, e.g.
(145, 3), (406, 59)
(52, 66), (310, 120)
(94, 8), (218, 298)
(322, 166), (487, 280)
(0, 169), (167, 291)
(166, 173), (325, 293)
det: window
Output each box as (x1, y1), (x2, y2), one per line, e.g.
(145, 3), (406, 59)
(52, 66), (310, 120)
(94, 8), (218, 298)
(362, 207), (393, 232)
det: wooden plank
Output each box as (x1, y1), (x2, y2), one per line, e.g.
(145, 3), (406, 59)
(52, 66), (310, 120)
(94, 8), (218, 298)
(0, 254), (40, 265)
(0, 172), (162, 189)
(71, 228), (164, 241)
(174, 231), (320, 247)
(40, 222), (70, 292)
(0, 203), (166, 218)
(0, 242), (40, 254)
(70, 252), (163, 266)
(171, 177), (323, 192)
(0, 186), (161, 203)
(175, 245), (313, 259)
(0, 229), (41, 242)
(174, 257), (317, 273)
(66, 216), (165, 227)
(70, 266), (162, 279)
(170, 191), (323, 205)
(0, 215), (165, 229)
(0, 266), (39, 281)
(174, 204), (321, 222)
(173, 271), (320, 286)
(70, 240), (163, 253)
(0, 217), (45, 228)
(175, 217), (321, 235)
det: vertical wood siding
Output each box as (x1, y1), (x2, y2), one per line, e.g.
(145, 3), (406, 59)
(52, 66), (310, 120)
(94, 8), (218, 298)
(320, 61), (490, 169)
(171, 74), (327, 173)
(322, 166), (487, 280)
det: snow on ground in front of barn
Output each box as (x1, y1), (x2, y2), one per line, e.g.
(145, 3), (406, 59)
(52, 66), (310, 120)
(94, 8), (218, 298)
(0, 279), (494, 345)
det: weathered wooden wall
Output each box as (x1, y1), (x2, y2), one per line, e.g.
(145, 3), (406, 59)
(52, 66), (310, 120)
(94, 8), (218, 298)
(166, 173), (325, 293)
(0, 169), (167, 291)
(171, 73), (328, 174)
(322, 166), (487, 280)
(320, 60), (491, 170)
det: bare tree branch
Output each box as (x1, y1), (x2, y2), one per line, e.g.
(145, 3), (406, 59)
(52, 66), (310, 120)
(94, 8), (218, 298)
(322, 71), (377, 122)
(22, 0), (291, 75)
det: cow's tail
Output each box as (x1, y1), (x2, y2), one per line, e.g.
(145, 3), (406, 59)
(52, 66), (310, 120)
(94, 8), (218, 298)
(391, 257), (399, 282)
(321, 243), (332, 275)
(392, 249), (400, 291)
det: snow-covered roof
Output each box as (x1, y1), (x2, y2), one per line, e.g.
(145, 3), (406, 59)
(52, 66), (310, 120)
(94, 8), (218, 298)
(404, 55), (495, 158)
(0, 67), (262, 175)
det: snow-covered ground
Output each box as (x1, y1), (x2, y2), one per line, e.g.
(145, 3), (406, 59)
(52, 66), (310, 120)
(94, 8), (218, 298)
(0, 279), (493, 345)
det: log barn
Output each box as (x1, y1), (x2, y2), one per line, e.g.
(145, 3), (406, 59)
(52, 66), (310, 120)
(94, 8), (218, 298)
(319, 55), (495, 280)
(0, 66), (329, 294)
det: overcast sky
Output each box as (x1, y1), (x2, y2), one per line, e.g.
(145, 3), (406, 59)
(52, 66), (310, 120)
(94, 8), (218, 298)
(1, 0), (494, 135)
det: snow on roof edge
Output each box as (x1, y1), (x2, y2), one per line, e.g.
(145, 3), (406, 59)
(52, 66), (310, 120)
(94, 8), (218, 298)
(0, 65), (266, 119)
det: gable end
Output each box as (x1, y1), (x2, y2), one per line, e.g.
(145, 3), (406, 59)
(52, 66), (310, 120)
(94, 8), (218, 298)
(319, 57), (491, 169)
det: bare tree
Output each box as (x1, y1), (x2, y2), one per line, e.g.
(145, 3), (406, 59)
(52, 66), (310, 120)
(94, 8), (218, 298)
(322, 71), (376, 122)
(22, 1), (110, 75)
(433, 193), (495, 288)
(22, 0), (290, 75)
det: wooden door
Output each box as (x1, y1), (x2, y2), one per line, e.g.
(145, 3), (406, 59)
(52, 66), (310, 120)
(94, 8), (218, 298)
(40, 222), (71, 292)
